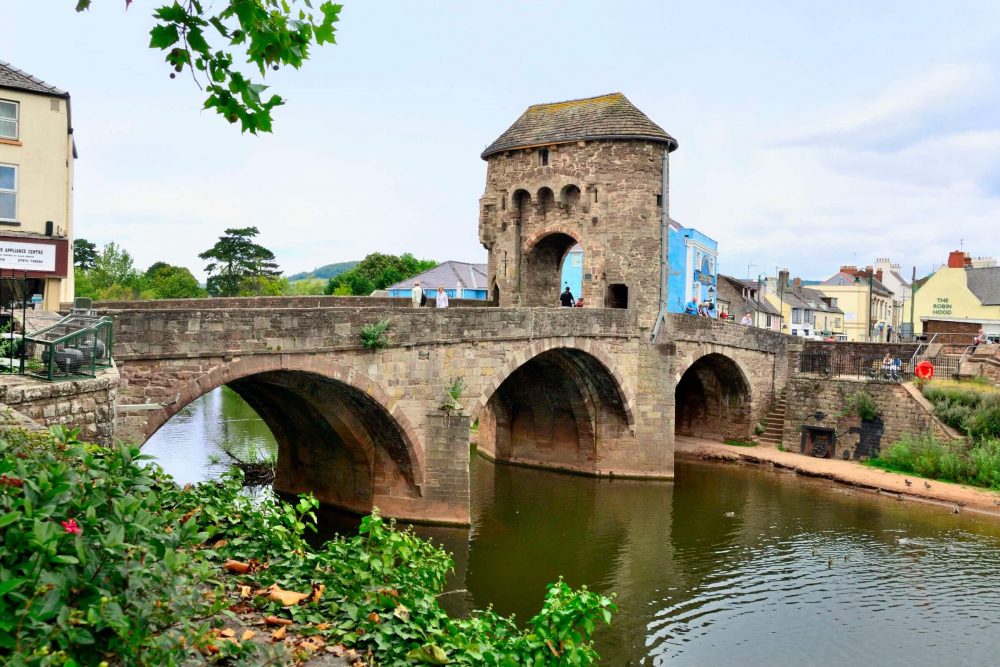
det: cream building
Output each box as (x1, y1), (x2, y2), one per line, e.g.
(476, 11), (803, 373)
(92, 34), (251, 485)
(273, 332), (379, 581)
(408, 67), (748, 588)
(818, 266), (895, 342)
(873, 257), (912, 337)
(0, 61), (76, 310)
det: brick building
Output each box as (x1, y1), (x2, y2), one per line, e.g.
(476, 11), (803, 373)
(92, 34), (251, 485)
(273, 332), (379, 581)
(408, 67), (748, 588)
(478, 92), (677, 327)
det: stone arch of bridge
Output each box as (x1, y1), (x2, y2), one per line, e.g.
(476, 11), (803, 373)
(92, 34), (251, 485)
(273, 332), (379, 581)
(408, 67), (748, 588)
(472, 340), (635, 475)
(140, 356), (424, 513)
(520, 226), (583, 307)
(674, 349), (754, 441)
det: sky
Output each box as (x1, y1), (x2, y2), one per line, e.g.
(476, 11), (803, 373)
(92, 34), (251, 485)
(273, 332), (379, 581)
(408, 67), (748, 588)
(3, 1), (1000, 282)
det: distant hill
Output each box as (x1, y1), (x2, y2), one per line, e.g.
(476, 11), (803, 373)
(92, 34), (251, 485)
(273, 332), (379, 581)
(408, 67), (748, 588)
(288, 261), (359, 282)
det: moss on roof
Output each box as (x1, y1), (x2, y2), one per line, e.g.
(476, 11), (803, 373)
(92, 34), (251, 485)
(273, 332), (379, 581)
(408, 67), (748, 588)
(481, 92), (677, 159)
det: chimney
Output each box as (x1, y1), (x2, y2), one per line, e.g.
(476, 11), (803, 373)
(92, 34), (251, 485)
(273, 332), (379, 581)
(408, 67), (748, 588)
(840, 265), (857, 274)
(947, 250), (967, 268)
(875, 269), (883, 283)
(778, 269), (790, 291)
(793, 277), (802, 288)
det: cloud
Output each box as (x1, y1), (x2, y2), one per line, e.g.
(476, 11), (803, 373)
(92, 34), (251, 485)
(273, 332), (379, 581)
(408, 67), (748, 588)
(776, 63), (992, 152)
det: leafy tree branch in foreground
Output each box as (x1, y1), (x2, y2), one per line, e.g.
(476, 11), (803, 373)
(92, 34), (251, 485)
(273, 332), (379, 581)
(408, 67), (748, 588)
(74, 0), (342, 133)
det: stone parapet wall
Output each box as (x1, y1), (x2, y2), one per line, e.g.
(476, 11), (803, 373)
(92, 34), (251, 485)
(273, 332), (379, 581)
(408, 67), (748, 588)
(0, 367), (118, 445)
(90, 295), (494, 312)
(109, 306), (635, 360)
(782, 376), (959, 460)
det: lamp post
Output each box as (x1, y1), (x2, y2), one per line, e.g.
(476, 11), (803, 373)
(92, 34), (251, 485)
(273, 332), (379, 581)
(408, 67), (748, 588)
(708, 285), (716, 317)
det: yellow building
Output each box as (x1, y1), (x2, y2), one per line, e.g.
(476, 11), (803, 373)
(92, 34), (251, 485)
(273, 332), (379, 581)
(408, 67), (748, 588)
(913, 251), (1000, 336)
(0, 60), (76, 310)
(818, 267), (895, 342)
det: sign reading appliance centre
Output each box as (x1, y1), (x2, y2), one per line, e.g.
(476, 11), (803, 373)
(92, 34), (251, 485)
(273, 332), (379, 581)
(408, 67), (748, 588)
(0, 241), (57, 272)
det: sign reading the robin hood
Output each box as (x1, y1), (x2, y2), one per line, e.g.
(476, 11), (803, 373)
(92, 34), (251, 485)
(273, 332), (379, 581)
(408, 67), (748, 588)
(0, 241), (57, 272)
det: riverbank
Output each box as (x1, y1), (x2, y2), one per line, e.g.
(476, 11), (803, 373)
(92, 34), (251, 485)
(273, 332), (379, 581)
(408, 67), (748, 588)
(676, 435), (1000, 517)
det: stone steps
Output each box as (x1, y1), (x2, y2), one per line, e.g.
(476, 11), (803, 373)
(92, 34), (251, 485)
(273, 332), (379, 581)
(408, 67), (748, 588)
(757, 391), (787, 447)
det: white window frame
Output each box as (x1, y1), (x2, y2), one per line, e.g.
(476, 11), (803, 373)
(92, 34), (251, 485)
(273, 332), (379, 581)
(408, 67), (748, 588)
(0, 100), (18, 140)
(0, 163), (16, 222)
(571, 253), (582, 267)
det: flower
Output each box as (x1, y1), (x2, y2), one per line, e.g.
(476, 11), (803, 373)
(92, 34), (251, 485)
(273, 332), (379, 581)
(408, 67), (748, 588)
(61, 518), (82, 534)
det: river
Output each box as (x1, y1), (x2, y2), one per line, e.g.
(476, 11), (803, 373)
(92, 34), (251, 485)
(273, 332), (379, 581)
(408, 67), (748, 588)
(144, 387), (1000, 666)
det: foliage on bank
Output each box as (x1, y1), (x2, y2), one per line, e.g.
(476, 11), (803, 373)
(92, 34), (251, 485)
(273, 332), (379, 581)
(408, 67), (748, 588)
(0, 427), (616, 665)
(866, 380), (1000, 489)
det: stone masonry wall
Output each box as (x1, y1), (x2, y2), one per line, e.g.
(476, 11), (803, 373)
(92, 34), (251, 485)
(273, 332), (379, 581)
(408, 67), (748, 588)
(479, 140), (667, 328)
(90, 295), (493, 312)
(0, 367), (118, 445)
(783, 376), (960, 460)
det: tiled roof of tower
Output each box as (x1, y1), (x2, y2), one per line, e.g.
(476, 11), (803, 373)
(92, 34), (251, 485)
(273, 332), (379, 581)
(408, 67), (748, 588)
(0, 60), (69, 97)
(481, 93), (677, 159)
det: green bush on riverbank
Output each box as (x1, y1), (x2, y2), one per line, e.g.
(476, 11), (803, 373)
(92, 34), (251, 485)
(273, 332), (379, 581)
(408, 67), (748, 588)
(867, 434), (1000, 489)
(0, 427), (616, 666)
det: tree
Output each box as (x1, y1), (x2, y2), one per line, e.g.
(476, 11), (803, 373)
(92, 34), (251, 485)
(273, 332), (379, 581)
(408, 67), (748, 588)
(73, 238), (98, 270)
(325, 252), (437, 296)
(74, 1), (342, 134)
(91, 242), (141, 292)
(199, 227), (281, 296)
(143, 262), (207, 298)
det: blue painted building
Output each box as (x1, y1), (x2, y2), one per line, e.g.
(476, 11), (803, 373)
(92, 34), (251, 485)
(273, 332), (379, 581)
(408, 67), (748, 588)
(667, 219), (719, 316)
(559, 244), (584, 301)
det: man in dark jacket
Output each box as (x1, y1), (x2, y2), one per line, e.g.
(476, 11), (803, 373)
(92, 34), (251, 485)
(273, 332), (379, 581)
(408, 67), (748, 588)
(560, 286), (575, 307)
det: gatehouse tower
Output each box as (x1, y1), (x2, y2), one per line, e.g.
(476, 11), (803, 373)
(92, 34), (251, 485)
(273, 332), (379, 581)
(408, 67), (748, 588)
(478, 92), (678, 328)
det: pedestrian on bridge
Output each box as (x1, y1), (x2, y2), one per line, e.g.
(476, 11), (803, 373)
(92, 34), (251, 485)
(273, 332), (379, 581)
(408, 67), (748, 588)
(560, 286), (575, 307)
(412, 282), (424, 308)
(436, 286), (449, 308)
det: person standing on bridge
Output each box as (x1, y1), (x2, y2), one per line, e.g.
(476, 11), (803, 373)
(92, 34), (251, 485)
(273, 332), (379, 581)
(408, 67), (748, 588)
(741, 313), (753, 326)
(684, 298), (698, 315)
(411, 281), (424, 308)
(436, 285), (449, 308)
(560, 286), (575, 307)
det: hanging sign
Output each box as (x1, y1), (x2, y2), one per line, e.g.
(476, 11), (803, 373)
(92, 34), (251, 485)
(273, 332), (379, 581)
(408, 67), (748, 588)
(0, 241), (57, 272)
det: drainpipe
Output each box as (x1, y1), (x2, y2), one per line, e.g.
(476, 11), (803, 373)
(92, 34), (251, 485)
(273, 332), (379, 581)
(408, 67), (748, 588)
(651, 146), (670, 342)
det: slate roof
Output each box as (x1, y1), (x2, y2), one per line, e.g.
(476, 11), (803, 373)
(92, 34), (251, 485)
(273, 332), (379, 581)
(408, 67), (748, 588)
(387, 261), (488, 291)
(718, 275), (780, 315)
(781, 285), (844, 314)
(966, 266), (1000, 305)
(821, 271), (893, 297)
(482, 93), (677, 159)
(0, 60), (69, 98)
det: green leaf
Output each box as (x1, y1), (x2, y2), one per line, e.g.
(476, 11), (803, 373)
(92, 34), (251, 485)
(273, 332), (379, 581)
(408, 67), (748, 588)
(154, 2), (188, 23)
(187, 26), (210, 53)
(51, 555), (79, 565)
(149, 24), (180, 49)
(0, 511), (19, 528)
(0, 578), (26, 597)
(406, 644), (450, 664)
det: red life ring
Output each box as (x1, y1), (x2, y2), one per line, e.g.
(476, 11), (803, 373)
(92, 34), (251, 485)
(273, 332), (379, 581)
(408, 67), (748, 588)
(915, 360), (934, 379)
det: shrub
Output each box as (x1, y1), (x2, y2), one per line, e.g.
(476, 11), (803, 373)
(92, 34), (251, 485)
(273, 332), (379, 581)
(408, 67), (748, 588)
(845, 390), (880, 421)
(1, 426), (617, 665)
(359, 318), (391, 350)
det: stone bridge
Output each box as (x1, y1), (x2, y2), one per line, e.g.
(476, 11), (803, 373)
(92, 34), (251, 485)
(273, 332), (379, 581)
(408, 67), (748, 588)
(103, 296), (791, 524)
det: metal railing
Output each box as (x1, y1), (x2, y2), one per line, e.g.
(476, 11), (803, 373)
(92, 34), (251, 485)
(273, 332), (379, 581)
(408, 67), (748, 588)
(799, 352), (911, 382)
(22, 315), (114, 381)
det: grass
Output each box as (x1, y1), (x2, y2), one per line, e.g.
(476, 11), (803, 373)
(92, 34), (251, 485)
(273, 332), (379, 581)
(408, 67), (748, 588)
(866, 434), (1000, 490)
(724, 439), (758, 447)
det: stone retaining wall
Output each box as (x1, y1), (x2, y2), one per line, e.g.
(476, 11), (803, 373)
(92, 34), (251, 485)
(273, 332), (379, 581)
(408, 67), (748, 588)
(0, 367), (119, 445)
(782, 376), (960, 461)
(89, 295), (494, 311)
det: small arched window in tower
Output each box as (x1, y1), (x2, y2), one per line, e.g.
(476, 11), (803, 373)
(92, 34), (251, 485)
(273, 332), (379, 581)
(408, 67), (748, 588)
(560, 184), (581, 209)
(513, 189), (531, 225)
(537, 187), (555, 216)
(539, 148), (549, 166)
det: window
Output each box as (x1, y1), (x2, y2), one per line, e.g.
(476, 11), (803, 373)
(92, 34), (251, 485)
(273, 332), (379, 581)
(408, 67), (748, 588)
(0, 100), (17, 140)
(571, 253), (582, 267)
(538, 148), (549, 166)
(835, 318), (841, 328)
(766, 314), (772, 328)
(0, 164), (16, 222)
(792, 308), (802, 324)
